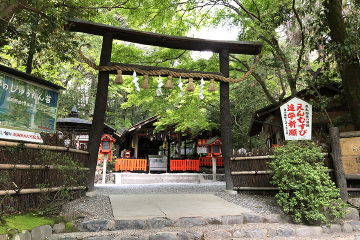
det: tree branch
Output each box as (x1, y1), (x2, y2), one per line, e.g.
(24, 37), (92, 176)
(153, 50), (187, 66)
(16, 0), (49, 19)
(272, 51), (286, 101)
(292, 0), (306, 82)
(230, 54), (279, 105)
(251, 0), (262, 21)
(232, 0), (262, 22)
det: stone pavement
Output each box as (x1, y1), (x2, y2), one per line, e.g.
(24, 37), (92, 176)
(5, 193), (360, 239)
(47, 196), (360, 240)
(109, 194), (254, 221)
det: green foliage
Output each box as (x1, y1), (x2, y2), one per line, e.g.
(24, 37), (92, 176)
(65, 221), (75, 231)
(268, 141), (347, 224)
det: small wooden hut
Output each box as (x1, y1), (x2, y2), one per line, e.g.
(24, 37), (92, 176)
(248, 83), (354, 146)
(117, 116), (220, 160)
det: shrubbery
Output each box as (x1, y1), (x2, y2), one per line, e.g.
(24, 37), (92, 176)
(269, 141), (347, 224)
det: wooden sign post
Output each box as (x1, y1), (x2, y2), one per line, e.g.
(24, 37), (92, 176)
(329, 127), (348, 201)
(340, 136), (360, 175)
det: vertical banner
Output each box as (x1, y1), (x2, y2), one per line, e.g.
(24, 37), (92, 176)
(280, 97), (312, 140)
(0, 71), (59, 134)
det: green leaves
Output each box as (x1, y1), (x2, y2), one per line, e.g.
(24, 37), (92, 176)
(269, 141), (347, 224)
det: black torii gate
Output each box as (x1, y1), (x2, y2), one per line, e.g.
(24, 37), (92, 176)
(65, 18), (262, 194)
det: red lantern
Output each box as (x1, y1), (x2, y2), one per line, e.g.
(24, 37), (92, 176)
(125, 150), (131, 158)
(99, 134), (116, 154)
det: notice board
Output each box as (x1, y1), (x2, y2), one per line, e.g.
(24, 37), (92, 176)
(0, 70), (59, 134)
(340, 137), (360, 174)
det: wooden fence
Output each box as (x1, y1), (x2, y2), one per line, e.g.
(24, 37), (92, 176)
(0, 140), (89, 214)
(230, 129), (360, 199)
(230, 153), (336, 195)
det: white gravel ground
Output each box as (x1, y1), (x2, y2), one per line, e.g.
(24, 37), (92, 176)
(60, 181), (284, 223)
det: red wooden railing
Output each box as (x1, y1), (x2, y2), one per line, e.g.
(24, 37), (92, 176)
(170, 159), (199, 172)
(199, 157), (224, 166)
(115, 158), (147, 171)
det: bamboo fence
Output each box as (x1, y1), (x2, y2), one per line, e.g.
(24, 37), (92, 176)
(0, 140), (89, 214)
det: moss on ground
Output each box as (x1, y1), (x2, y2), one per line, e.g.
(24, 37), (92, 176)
(0, 211), (66, 236)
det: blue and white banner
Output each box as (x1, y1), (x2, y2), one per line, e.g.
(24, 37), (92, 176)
(0, 71), (59, 134)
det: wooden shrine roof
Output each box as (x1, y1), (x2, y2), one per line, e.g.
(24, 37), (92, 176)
(65, 18), (262, 55)
(247, 83), (345, 136)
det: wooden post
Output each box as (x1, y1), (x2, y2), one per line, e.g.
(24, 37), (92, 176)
(167, 141), (171, 162)
(178, 133), (182, 158)
(102, 155), (107, 185)
(212, 156), (217, 182)
(219, 49), (234, 190)
(184, 140), (187, 157)
(134, 131), (139, 158)
(330, 127), (348, 201)
(86, 33), (113, 194)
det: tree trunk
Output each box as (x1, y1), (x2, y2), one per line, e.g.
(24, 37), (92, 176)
(219, 49), (234, 190)
(323, 0), (360, 130)
(329, 127), (348, 201)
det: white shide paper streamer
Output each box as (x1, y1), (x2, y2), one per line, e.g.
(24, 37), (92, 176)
(198, 78), (205, 99)
(132, 71), (140, 92)
(156, 75), (163, 96)
(178, 77), (185, 98)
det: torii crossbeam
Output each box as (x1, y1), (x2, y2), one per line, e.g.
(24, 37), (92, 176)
(65, 18), (262, 193)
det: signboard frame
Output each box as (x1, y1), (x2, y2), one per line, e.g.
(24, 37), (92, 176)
(280, 97), (312, 141)
(0, 65), (64, 143)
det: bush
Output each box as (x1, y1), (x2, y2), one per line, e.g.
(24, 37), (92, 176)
(268, 141), (347, 224)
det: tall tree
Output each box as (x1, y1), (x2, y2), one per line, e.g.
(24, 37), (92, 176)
(319, 0), (360, 130)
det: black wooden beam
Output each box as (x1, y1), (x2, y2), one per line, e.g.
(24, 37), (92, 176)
(66, 18), (262, 55)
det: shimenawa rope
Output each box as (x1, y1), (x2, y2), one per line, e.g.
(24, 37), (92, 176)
(78, 44), (262, 89)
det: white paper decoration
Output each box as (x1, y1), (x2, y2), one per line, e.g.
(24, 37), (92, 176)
(156, 75), (163, 96)
(198, 78), (205, 99)
(178, 77), (185, 98)
(132, 71), (140, 92)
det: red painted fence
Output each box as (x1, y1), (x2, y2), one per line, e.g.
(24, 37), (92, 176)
(170, 159), (200, 172)
(199, 157), (224, 166)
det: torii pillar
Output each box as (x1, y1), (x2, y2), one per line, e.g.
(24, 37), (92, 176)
(86, 33), (113, 194)
(219, 49), (234, 191)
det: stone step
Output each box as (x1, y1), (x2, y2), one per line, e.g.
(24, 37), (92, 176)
(47, 220), (360, 240)
(5, 208), (359, 240)
(113, 173), (206, 184)
(43, 209), (360, 240)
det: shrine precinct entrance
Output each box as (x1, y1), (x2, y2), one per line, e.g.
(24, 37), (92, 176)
(65, 18), (262, 193)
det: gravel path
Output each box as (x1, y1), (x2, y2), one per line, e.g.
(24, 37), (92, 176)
(60, 181), (283, 223)
(57, 183), (359, 240)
